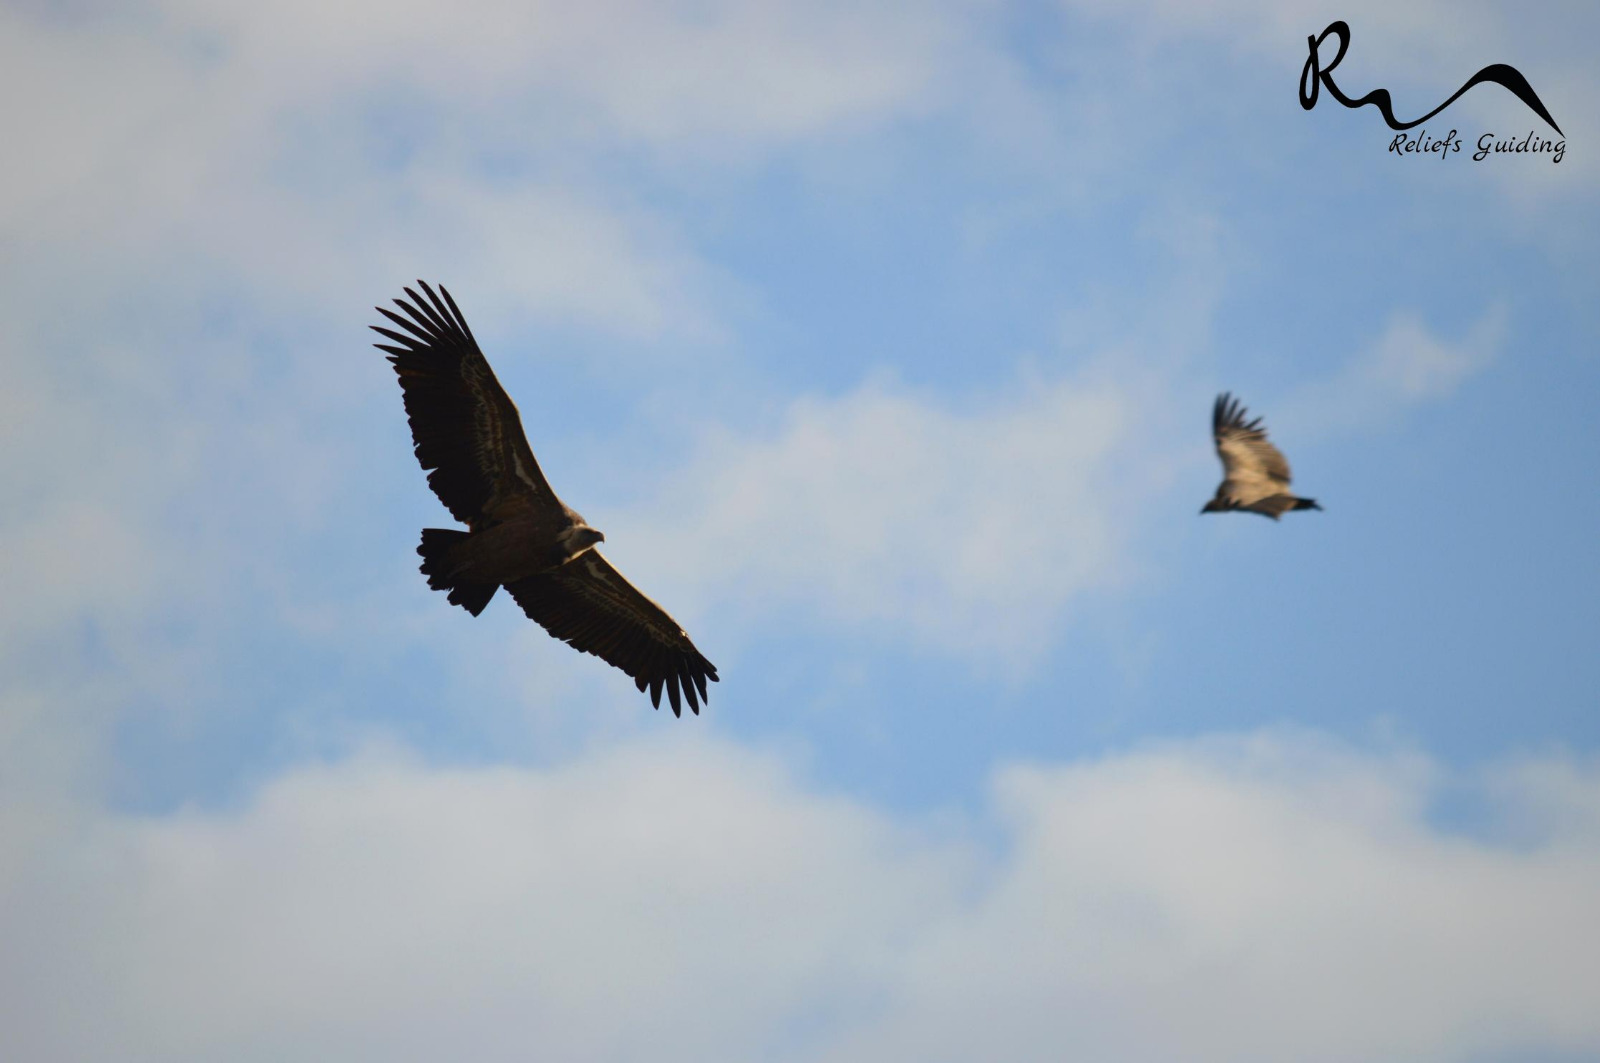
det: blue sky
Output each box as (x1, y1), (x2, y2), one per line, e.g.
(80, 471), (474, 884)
(3, 1), (1598, 1059)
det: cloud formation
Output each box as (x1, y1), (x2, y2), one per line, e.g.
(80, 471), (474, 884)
(1282, 304), (1506, 438)
(4, 731), (1598, 1062)
(613, 369), (1169, 663)
(0, 0), (984, 336)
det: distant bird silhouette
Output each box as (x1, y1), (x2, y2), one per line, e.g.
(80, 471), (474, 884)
(373, 281), (718, 716)
(1201, 393), (1322, 520)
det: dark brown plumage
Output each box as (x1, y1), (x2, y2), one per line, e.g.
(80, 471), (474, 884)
(374, 281), (717, 715)
(1201, 392), (1322, 520)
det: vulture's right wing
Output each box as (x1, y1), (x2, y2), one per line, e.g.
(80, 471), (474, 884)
(504, 551), (719, 717)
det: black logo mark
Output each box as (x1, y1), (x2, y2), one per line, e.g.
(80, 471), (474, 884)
(1300, 21), (1562, 136)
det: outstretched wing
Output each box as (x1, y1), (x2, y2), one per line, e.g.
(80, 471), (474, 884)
(504, 551), (719, 717)
(1213, 392), (1292, 487)
(373, 281), (555, 527)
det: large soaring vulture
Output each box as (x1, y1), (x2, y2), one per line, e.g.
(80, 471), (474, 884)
(1202, 392), (1323, 520)
(373, 281), (718, 716)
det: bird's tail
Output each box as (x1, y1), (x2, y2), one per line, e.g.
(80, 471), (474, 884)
(1291, 497), (1323, 511)
(417, 528), (499, 616)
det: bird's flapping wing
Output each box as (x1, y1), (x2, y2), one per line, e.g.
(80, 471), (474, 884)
(373, 282), (554, 527)
(1213, 392), (1292, 487)
(504, 551), (719, 717)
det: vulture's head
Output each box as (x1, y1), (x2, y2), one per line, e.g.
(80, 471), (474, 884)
(559, 524), (606, 560)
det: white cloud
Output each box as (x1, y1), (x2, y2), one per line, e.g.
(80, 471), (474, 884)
(1278, 304), (1506, 440)
(3, 730), (1598, 1062)
(161, 0), (961, 146)
(1358, 305), (1506, 400)
(608, 368), (1174, 664)
(0, 736), (968, 1063)
(0, 0), (984, 336)
(827, 733), (1600, 1062)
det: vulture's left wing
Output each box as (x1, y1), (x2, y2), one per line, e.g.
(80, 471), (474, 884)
(1213, 392), (1292, 486)
(504, 552), (719, 716)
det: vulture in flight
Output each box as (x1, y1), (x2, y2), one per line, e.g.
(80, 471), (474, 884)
(1202, 392), (1323, 520)
(373, 281), (718, 716)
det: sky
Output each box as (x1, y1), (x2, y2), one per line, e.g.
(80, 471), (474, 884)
(2, 0), (1598, 1059)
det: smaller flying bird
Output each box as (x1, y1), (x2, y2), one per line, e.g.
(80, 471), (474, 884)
(1201, 392), (1322, 520)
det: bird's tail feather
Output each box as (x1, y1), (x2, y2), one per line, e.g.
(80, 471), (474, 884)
(417, 528), (498, 616)
(1291, 497), (1323, 511)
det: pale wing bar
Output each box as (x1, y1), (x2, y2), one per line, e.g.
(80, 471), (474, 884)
(1213, 391), (1292, 484)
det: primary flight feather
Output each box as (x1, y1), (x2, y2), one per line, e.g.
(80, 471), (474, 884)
(1201, 392), (1322, 520)
(373, 281), (718, 716)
